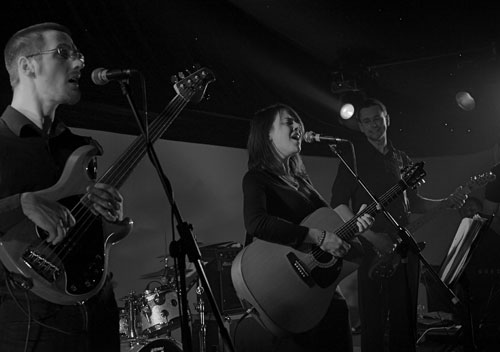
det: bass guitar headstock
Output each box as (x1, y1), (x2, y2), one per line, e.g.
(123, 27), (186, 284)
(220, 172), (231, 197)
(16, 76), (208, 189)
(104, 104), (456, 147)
(172, 66), (215, 103)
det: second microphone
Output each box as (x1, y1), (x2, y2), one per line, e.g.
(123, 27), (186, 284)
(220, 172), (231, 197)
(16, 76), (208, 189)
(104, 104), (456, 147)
(302, 131), (350, 143)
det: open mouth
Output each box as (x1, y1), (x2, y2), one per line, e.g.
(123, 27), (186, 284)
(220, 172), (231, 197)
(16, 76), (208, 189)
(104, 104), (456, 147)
(68, 74), (81, 86)
(290, 130), (302, 141)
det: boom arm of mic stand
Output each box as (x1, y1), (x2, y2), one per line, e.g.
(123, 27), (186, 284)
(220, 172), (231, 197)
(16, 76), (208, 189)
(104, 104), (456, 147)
(118, 81), (235, 352)
(328, 144), (466, 344)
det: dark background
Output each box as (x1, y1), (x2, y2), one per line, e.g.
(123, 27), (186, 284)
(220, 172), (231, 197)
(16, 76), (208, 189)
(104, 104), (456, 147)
(1, 0), (499, 157)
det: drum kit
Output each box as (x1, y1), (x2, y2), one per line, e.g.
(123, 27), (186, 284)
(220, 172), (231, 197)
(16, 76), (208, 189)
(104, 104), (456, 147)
(119, 258), (202, 352)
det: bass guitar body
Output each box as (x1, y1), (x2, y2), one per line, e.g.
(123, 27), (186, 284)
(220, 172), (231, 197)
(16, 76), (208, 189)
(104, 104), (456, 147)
(0, 145), (133, 305)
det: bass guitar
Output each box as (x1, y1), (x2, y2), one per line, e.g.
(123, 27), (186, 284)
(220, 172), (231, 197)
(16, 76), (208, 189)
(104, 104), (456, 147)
(0, 67), (215, 305)
(231, 162), (426, 336)
(367, 171), (496, 280)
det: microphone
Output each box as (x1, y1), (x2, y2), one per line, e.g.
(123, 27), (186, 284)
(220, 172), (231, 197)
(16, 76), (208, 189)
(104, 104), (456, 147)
(91, 68), (137, 85)
(303, 131), (350, 144)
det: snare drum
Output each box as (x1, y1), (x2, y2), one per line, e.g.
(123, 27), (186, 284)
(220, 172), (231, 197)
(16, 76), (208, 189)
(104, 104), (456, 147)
(128, 338), (182, 352)
(138, 287), (181, 337)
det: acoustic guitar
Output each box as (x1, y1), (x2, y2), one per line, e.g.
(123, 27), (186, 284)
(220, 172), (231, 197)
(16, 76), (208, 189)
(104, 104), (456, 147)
(231, 162), (426, 336)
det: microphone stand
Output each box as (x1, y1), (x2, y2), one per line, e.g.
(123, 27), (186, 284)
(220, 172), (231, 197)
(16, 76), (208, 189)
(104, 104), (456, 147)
(118, 80), (235, 352)
(328, 143), (474, 351)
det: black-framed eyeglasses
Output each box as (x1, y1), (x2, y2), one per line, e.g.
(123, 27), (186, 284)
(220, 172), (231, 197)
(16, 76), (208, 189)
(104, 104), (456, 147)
(26, 46), (85, 65)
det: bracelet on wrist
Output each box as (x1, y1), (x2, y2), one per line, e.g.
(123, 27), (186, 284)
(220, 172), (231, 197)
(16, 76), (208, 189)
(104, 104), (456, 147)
(318, 230), (327, 247)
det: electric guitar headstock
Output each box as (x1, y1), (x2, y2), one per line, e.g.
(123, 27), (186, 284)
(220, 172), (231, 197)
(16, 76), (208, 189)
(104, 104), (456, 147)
(463, 171), (496, 193)
(401, 161), (426, 190)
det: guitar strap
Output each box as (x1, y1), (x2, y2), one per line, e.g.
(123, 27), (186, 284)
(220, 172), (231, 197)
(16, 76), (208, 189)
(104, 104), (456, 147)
(393, 148), (412, 219)
(244, 233), (254, 246)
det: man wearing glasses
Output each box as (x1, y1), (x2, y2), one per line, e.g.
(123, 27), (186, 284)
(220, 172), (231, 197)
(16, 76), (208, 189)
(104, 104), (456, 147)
(330, 98), (466, 351)
(0, 23), (124, 351)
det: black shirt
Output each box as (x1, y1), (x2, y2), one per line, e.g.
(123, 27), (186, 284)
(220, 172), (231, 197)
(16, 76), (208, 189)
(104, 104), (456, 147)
(330, 138), (413, 234)
(243, 168), (328, 247)
(0, 106), (95, 282)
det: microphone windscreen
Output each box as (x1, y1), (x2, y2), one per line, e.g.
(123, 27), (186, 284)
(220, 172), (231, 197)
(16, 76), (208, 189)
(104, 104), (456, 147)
(91, 68), (106, 85)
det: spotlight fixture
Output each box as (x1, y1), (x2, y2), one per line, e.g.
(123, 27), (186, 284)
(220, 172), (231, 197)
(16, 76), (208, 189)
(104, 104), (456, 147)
(340, 103), (355, 120)
(335, 90), (366, 131)
(330, 71), (358, 94)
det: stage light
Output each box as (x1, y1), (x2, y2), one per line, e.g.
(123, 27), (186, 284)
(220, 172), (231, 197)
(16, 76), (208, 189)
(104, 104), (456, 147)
(337, 90), (365, 120)
(340, 103), (355, 119)
(334, 90), (366, 132)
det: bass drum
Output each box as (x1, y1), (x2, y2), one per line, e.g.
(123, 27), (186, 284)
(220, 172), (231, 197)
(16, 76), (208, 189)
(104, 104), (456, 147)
(128, 338), (182, 352)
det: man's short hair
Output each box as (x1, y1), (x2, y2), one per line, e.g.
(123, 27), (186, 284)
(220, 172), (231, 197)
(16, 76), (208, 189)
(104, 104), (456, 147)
(4, 22), (71, 88)
(356, 97), (388, 121)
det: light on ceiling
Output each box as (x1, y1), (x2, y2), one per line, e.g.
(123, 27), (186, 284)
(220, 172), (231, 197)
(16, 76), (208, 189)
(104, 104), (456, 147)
(456, 91), (475, 111)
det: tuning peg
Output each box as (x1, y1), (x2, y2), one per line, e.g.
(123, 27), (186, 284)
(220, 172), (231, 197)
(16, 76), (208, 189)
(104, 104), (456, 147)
(178, 72), (185, 79)
(170, 75), (178, 84)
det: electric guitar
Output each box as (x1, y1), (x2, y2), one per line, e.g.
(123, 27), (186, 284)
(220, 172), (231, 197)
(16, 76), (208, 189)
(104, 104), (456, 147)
(0, 67), (215, 305)
(368, 171), (496, 280)
(231, 162), (426, 336)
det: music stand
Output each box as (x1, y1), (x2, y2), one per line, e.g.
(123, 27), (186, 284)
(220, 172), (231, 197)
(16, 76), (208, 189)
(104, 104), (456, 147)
(439, 215), (492, 288)
(419, 214), (493, 350)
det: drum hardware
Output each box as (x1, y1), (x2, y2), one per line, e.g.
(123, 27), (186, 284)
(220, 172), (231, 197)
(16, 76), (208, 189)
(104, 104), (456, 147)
(139, 258), (198, 292)
(119, 292), (141, 340)
(195, 280), (206, 352)
(194, 279), (235, 352)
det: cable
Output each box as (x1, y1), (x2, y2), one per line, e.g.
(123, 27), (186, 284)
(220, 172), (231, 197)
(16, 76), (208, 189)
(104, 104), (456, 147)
(231, 307), (255, 344)
(5, 276), (83, 336)
(416, 324), (462, 345)
(23, 290), (30, 352)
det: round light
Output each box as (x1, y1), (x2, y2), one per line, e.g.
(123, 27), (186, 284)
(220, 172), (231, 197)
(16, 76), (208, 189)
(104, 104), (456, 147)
(340, 103), (355, 120)
(456, 91), (475, 111)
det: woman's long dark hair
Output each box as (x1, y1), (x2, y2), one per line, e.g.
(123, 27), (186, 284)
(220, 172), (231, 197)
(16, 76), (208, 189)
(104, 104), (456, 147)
(247, 103), (307, 179)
